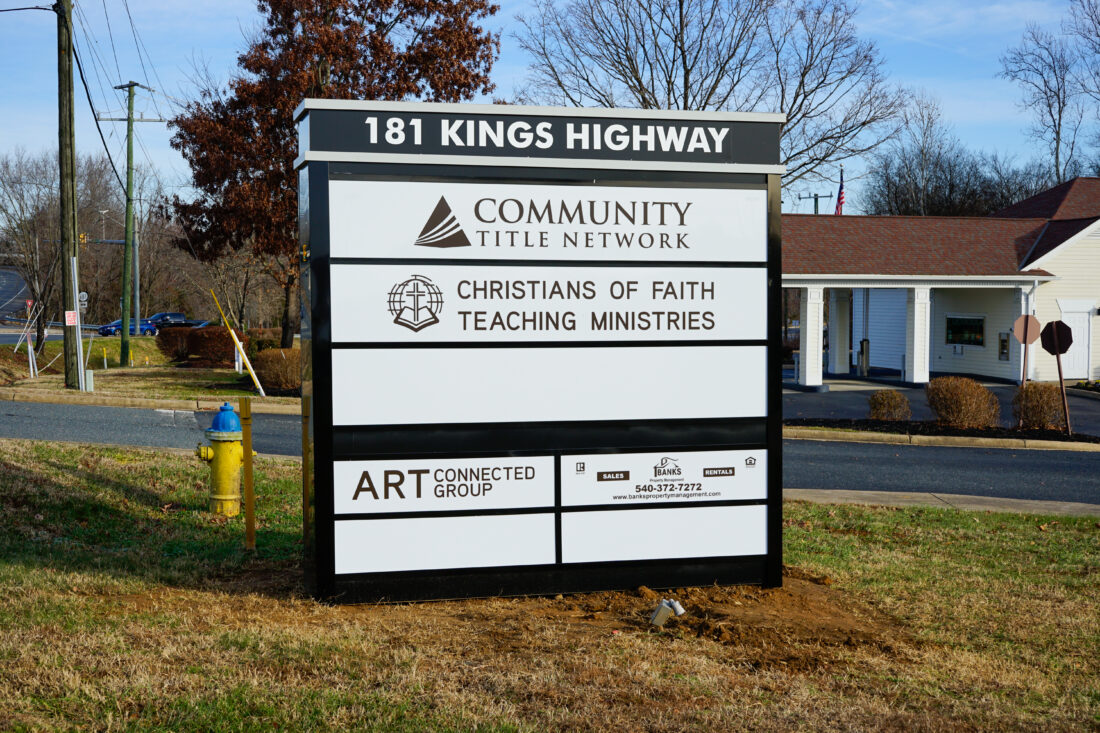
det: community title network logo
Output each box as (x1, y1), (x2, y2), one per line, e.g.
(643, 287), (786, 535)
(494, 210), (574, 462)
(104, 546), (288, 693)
(388, 275), (443, 332)
(414, 197), (471, 248)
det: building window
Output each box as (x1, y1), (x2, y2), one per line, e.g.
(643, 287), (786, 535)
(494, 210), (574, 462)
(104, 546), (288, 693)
(946, 316), (984, 346)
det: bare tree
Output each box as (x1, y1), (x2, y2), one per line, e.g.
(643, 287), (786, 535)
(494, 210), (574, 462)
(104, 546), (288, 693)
(863, 95), (1056, 216)
(1067, 0), (1100, 102)
(0, 151), (123, 350)
(0, 151), (64, 352)
(759, 0), (905, 185)
(999, 24), (1087, 182)
(515, 0), (906, 184)
(516, 0), (769, 109)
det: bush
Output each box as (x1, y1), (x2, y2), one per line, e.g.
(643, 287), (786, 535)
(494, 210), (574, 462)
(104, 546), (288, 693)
(1012, 382), (1065, 429)
(155, 326), (191, 362)
(925, 377), (1000, 428)
(867, 390), (912, 421)
(253, 348), (300, 394)
(247, 328), (281, 359)
(186, 326), (248, 367)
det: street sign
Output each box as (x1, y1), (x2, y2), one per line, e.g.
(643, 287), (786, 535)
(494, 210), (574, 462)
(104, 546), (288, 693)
(1012, 314), (1040, 345)
(78, 291), (88, 304)
(1040, 320), (1074, 435)
(297, 100), (784, 602)
(24, 299), (33, 311)
(64, 310), (78, 326)
(1040, 320), (1073, 355)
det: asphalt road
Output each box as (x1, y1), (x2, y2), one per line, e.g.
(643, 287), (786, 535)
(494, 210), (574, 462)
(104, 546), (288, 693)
(0, 401), (302, 456)
(0, 268), (28, 318)
(783, 439), (1100, 505)
(1, 400), (1097, 504)
(0, 333), (62, 345)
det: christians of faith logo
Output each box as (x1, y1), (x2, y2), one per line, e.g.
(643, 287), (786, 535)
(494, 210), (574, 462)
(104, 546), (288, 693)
(414, 197), (471, 248)
(387, 275), (444, 332)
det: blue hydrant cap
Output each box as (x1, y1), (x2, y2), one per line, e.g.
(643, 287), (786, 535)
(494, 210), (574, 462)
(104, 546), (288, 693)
(209, 402), (242, 433)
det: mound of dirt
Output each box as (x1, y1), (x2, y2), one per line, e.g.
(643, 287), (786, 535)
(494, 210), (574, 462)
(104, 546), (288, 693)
(327, 566), (911, 672)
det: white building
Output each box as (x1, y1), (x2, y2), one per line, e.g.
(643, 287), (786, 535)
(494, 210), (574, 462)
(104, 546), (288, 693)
(782, 177), (1100, 388)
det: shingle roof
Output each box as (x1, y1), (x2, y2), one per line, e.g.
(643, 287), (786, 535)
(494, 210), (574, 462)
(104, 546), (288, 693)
(1019, 216), (1100, 266)
(782, 214), (1050, 276)
(991, 177), (1100, 220)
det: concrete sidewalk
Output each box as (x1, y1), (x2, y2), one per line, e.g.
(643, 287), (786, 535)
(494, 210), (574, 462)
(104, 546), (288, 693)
(785, 488), (1100, 517)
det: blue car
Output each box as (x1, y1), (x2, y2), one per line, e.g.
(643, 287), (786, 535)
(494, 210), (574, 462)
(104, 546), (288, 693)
(97, 319), (158, 336)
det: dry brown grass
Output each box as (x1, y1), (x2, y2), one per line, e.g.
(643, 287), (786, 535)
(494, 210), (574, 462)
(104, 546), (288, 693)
(0, 440), (1096, 731)
(7, 366), (298, 405)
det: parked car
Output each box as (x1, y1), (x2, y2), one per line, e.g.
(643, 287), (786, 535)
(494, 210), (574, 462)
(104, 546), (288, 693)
(97, 319), (158, 336)
(147, 312), (187, 326)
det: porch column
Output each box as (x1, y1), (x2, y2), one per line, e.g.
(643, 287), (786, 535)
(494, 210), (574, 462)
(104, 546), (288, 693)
(1016, 285), (1040, 382)
(827, 289), (850, 376)
(904, 287), (931, 384)
(798, 286), (824, 387)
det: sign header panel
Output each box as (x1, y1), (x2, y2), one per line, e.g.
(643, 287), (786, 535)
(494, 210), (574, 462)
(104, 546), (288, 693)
(300, 103), (782, 169)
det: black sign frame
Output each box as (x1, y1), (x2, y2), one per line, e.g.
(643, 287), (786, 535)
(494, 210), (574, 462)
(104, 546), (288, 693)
(297, 101), (783, 603)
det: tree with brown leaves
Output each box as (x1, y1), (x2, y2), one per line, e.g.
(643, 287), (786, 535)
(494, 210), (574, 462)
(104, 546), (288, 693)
(170, 0), (499, 347)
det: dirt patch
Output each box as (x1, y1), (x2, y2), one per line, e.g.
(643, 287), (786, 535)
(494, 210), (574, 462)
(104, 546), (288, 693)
(111, 565), (910, 678)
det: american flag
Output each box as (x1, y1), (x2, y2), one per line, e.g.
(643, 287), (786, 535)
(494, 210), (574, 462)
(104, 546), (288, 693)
(834, 167), (845, 215)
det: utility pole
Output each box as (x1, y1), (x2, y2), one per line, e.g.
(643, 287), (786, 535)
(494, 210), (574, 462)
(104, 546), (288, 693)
(797, 191), (834, 215)
(100, 83), (163, 365)
(57, 0), (80, 389)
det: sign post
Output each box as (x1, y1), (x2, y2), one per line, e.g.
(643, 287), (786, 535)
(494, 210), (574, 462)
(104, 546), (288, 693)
(1040, 320), (1073, 435)
(1012, 314), (1040, 428)
(296, 101), (785, 602)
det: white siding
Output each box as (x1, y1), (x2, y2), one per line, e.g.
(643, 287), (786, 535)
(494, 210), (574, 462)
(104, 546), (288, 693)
(930, 289), (1022, 381)
(1032, 226), (1100, 382)
(851, 288), (907, 371)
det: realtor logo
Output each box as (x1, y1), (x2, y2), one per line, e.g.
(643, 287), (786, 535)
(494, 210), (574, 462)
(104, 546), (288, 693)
(653, 457), (681, 478)
(388, 275), (444, 332)
(414, 197), (471, 248)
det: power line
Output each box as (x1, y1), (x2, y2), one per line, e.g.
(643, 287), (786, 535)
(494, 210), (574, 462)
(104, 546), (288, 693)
(98, 0), (122, 83)
(120, 0), (169, 118)
(72, 7), (123, 117)
(70, 42), (126, 193)
(0, 5), (52, 11)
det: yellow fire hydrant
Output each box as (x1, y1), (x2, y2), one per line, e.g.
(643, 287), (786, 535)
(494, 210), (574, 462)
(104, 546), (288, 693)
(196, 402), (244, 516)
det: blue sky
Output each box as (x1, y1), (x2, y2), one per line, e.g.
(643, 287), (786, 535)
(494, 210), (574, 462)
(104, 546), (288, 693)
(0, 0), (1075, 212)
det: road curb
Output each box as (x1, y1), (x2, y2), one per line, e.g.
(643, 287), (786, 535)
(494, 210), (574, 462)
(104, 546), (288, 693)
(1068, 388), (1100, 402)
(2, 389), (301, 415)
(782, 426), (1100, 452)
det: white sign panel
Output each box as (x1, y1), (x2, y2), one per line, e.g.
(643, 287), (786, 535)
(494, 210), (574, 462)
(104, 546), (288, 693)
(333, 456), (554, 514)
(561, 505), (767, 564)
(329, 181), (766, 262)
(331, 345), (766, 426)
(330, 264), (766, 342)
(562, 449), (767, 506)
(335, 514), (556, 574)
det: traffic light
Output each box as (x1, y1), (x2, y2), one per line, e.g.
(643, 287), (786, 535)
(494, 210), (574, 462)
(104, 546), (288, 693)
(79, 232), (87, 245)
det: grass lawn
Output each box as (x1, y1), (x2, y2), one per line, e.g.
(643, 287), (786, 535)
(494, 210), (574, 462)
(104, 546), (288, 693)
(0, 439), (1096, 730)
(2, 336), (295, 405)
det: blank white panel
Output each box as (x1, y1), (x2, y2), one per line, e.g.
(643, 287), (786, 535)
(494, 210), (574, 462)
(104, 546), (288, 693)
(561, 505), (767, 563)
(331, 346), (766, 425)
(334, 514), (556, 574)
